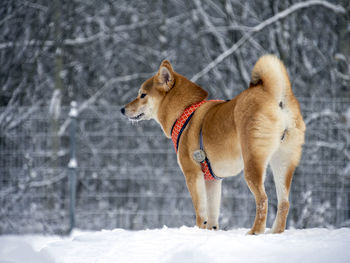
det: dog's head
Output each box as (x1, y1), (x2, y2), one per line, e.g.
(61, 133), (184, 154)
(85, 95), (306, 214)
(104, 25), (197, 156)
(120, 60), (176, 122)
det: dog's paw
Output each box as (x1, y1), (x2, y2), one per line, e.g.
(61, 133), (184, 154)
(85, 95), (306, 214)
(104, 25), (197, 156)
(196, 218), (208, 229)
(266, 227), (285, 234)
(265, 228), (273, 234)
(246, 228), (265, 235)
(206, 225), (219, 230)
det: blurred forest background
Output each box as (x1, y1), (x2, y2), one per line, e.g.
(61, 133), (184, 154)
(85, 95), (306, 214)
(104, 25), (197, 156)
(0, 0), (349, 234)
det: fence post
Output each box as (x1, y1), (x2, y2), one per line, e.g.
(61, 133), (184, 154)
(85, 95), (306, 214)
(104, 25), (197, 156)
(68, 101), (78, 233)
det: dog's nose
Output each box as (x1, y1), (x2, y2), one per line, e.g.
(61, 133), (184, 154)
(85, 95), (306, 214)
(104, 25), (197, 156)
(120, 107), (125, 115)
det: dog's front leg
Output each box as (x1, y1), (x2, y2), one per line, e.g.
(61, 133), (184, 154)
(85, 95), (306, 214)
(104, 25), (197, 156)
(205, 180), (222, 230)
(184, 172), (208, 229)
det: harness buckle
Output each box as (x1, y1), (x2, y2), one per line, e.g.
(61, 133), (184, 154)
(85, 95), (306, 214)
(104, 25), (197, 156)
(193, 149), (206, 163)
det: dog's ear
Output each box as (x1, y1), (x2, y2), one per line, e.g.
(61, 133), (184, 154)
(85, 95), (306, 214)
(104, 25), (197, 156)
(157, 60), (175, 92)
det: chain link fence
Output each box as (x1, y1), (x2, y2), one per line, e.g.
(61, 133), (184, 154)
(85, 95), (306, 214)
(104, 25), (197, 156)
(0, 98), (349, 234)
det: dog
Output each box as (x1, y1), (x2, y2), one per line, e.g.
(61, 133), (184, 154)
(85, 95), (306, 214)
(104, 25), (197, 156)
(121, 55), (305, 234)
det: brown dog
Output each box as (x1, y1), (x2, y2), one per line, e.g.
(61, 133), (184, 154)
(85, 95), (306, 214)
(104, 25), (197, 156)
(121, 55), (305, 234)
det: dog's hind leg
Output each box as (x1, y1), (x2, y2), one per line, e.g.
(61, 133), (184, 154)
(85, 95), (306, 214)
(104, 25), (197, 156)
(243, 156), (269, 235)
(269, 144), (302, 233)
(241, 128), (279, 235)
(205, 179), (222, 230)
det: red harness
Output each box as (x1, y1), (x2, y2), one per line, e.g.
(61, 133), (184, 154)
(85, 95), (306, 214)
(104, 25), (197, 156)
(171, 100), (223, 181)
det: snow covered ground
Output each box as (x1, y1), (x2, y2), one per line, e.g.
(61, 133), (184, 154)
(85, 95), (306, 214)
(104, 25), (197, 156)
(1, 227), (350, 263)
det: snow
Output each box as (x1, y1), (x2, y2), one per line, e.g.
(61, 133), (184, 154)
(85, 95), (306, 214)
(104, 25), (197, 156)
(68, 158), (78, 169)
(345, 107), (350, 127)
(68, 101), (78, 118)
(49, 89), (61, 120)
(0, 227), (349, 263)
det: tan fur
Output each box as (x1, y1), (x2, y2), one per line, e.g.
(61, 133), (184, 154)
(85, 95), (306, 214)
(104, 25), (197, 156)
(122, 55), (305, 234)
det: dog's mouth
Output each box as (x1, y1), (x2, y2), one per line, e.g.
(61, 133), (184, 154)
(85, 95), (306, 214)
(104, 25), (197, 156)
(128, 113), (145, 121)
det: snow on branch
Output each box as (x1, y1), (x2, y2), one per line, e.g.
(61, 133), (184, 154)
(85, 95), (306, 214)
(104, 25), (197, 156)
(0, 10), (200, 49)
(28, 172), (67, 188)
(193, 0), (227, 51)
(191, 0), (346, 82)
(304, 109), (340, 126)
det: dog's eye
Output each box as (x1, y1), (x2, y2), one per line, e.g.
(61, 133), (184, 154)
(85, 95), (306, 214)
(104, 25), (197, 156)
(140, 93), (147, 99)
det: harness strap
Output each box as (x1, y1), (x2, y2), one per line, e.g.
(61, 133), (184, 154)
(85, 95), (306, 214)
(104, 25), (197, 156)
(171, 101), (206, 153)
(171, 100), (224, 181)
(200, 129), (223, 181)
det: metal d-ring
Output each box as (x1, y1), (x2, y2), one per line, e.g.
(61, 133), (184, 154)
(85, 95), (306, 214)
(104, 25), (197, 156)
(193, 149), (206, 163)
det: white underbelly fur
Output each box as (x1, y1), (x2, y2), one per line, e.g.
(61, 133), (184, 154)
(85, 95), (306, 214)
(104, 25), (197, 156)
(212, 156), (244, 178)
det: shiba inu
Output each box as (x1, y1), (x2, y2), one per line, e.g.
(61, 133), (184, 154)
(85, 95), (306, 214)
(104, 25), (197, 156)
(121, 55), (305, 234)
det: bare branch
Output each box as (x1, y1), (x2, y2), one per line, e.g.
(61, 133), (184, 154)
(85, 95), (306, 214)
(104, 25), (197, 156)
(0, 13), (16, 27)
(191, 0), (346, 82)
(304, 109), (340, 126)
(22, 0), (48, 12)
(191, 34), (250, 82)
(0, 9), (201, 49)
(193, 0), (227, 51)
(28, 172), (67, 188)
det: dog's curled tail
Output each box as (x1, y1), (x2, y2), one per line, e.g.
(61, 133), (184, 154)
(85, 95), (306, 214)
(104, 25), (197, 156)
(250, 55), (291, 104)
